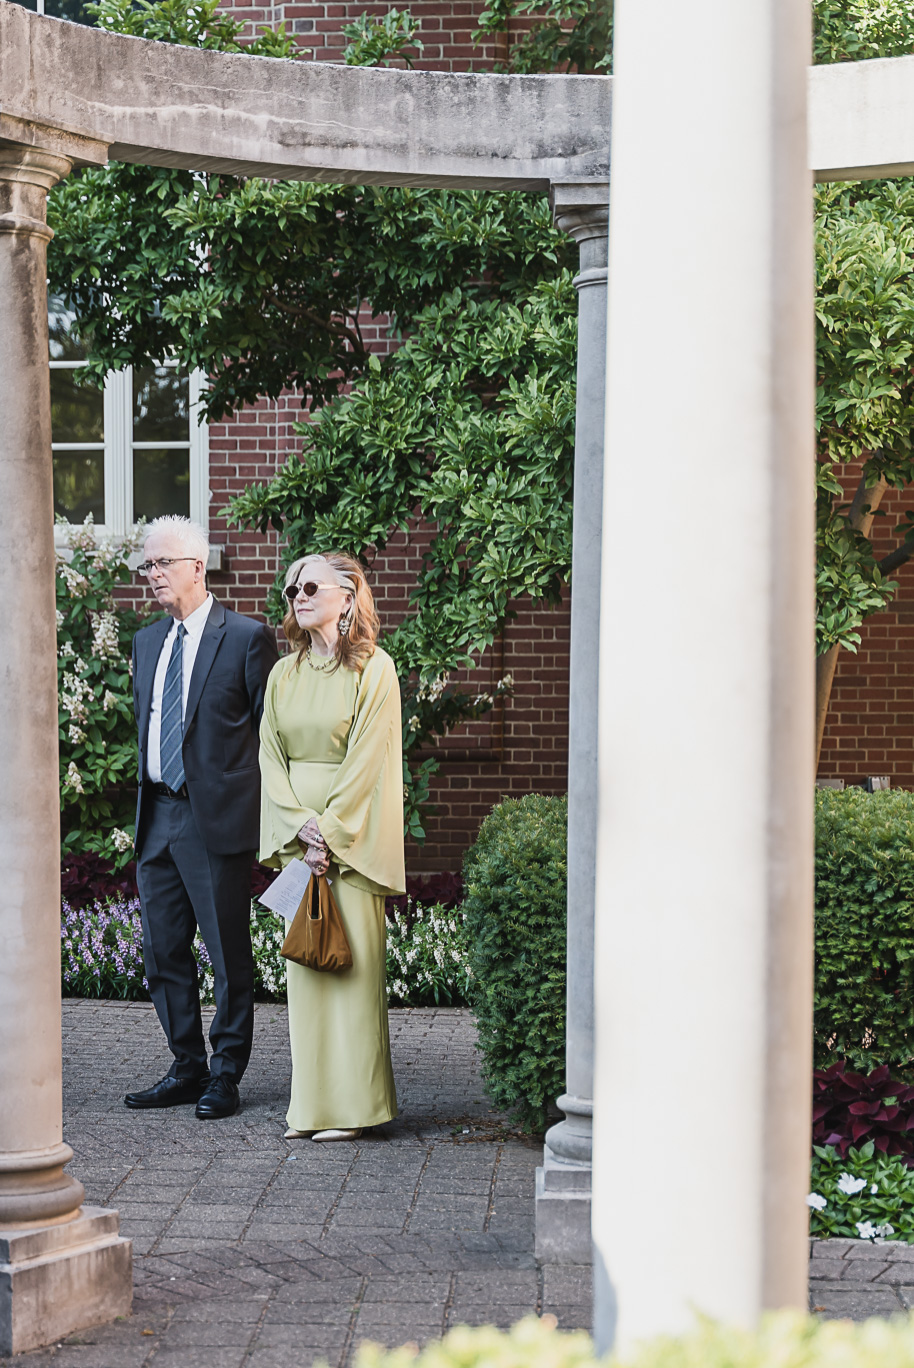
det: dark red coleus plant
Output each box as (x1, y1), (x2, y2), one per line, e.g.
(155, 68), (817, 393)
(813, 1059), (914, 1164)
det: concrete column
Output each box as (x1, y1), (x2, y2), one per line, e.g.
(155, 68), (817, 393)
(591, 0), (814, 1353)
(535, 181), (608, 1266)
(0, 141), (132, 1357)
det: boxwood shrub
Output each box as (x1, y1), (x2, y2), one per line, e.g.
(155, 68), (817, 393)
(461, 793), (567, 1131)
(815, 787), (914, 1072)
(354, 1310), (914, 1368)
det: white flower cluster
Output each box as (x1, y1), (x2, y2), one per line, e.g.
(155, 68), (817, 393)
(61, 664), (91, 725)
(68, 723), (86, 745)
(414, 674), (448, 704)
(102, 690), (119, 713)
(62, 513), (98, 553)
(251, 918), (286, 998)
(111, 829), (133, 854)
(65, 761), (84, 794)
(386, 900), (472, 1005)
(91, 611), (121, 661)
(58, 560), (90, 599)
(838, 1173), (868, 1195)
(856, 1220), (895, 1240)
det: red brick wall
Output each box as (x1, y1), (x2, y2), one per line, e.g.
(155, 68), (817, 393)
(231, 0), (534, 69)
(819, 475), (914, 790)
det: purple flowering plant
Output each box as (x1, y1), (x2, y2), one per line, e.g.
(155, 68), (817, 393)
(61, 897), (217, 1001)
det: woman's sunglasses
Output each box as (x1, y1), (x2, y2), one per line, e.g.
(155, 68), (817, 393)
(283, 580), (338, 603)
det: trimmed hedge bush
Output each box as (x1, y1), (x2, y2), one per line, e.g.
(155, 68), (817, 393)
(815, 788), (914, 1072)
(353, 1310), (914, 1368)
(462, 794), (567, 1131)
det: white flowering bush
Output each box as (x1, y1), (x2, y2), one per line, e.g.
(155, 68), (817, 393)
(386, 900), (472, 1007)
(808, 1141), (914, 1242)
(57, 516), (149, 867)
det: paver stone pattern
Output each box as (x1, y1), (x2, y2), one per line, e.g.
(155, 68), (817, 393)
(2, 1003), (590, 1367)
(1, 1002), (904, 1367)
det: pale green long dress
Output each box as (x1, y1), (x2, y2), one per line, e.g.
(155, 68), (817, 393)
(259, 646), (405, 1131)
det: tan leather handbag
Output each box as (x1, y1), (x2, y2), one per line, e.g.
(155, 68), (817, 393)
(280, 871), (353, 972)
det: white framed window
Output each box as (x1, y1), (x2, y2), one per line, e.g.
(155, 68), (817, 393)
(50, 298), (210, 541)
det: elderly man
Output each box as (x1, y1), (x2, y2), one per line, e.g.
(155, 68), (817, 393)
(125, 516), (279, 1119)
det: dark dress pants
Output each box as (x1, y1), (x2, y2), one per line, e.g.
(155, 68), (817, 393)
(137, 790), (255, 1081)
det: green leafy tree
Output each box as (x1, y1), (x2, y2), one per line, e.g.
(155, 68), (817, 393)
(47, 0), (579, 838)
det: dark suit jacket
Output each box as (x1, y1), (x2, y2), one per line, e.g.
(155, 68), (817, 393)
(132, 598), (279, 856)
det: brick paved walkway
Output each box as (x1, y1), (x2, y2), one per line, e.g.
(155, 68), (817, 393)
(809, 1237), (914, 1318)
(5, 1002), (910, 1365)
(5, 1002), (591, 1367)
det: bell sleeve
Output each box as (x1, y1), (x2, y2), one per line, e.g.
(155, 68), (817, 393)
(258, 663), (318, 869)
(316, 650), (406, 897)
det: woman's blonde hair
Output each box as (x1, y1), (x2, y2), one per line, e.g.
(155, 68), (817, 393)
(282, 552), (379, 673)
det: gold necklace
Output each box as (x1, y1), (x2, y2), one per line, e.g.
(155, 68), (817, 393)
(306, 643), (335, 673)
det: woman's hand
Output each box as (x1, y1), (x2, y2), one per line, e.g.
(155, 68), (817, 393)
(303, 843), (329, 876)
(298, 819), (329, 875)
(298, 817), (325, 849)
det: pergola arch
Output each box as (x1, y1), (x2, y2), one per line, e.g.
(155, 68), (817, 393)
(3, 0), (914, 1355)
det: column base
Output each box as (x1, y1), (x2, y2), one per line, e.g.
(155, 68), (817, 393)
(535, 1144), (593, 1265)
(0, 1206), (132, 1355)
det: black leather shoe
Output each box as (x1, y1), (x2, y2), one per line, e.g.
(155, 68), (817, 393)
(195, 1075), (240, 1120)
(124, 1071), (210, 1110)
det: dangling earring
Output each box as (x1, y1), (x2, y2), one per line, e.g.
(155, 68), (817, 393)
(339, 611), (351, 637)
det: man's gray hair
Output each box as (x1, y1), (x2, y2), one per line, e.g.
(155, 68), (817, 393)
(145, 515), (210, 564)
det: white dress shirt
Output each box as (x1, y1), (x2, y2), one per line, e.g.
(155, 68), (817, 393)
(147, 593), (214, 783)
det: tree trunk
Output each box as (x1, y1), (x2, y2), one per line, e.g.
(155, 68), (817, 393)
(815, 474), (888, 771)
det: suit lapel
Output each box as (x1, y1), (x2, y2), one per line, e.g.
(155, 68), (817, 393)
(184, 597), (227, 731)
(137, 616), (172, 747)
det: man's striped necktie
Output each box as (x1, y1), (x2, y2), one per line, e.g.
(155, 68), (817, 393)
(160, 623), (187, 791)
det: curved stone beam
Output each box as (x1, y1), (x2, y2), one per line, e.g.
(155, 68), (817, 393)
(0, 1), (609, 188)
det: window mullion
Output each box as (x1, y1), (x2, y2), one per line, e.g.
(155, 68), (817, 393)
(189, 370), (210, 533)
(104, 368), (132, 536)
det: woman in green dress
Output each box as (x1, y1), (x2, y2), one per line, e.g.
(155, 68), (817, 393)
(259, 552), (405, 1141)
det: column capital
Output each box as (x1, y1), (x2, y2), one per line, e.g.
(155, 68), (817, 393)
(549, 179), (609, 245)
(0, 112), (109, 172)
(0, 147), (73, 241)
(0, 146), (73, 193)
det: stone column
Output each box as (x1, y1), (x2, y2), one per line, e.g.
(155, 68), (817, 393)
(535, 181), (608, 1265)
(591, 0), (814, 1352)
(0, 140), (132, 1358)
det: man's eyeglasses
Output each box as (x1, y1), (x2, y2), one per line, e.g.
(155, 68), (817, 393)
(283, 580), (338, 603)
(137, 557), (200, 575)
